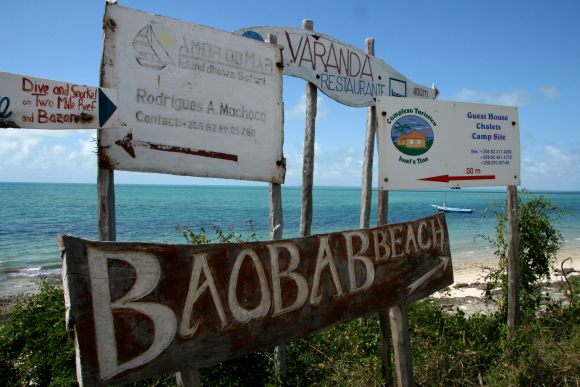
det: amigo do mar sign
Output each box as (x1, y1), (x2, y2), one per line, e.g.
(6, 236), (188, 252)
(376, 96), (521, 190)
(99, 4), (285, 183)
(0, 71), (118, 129)
(234, 27), (438, 107)
(60, 213), (452, 386)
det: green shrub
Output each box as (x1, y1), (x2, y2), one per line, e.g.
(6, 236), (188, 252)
(480, 189), (569, 317)
(0, 279), (76, 386)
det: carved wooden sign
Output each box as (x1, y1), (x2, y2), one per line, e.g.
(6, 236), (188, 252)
(60, 213), (452, 386)
(233, 26), (439, 107)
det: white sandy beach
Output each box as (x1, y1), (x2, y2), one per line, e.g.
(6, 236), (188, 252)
(445, 246), (580, 298)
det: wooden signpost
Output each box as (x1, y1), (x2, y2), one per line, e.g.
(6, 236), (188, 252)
(60, 213), (453, 386)
(0, 71), (118, 129)
(376, 95), (522, 339)
(376, 96), (521, 190)
(99, 3), (285, 183)
(233, 26), (438, 107)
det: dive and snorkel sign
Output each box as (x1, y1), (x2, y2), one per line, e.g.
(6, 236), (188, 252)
(234, 26), (439, 107)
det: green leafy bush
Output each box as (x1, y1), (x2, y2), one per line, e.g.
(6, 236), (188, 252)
(480, 189), (569, 316)
(0, 279), (76, 386)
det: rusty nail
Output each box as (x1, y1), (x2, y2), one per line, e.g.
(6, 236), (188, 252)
(108, 18), (116, 29)
(382, 111), (387, 116)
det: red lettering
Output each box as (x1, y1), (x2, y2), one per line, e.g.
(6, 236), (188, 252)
(325, 43), (340, 74)
(360, 56), (373, 80)
(22, 77), (33, 92)
(349, 52), (361, 77)
(38, 109), (48, 123)
(299, 36), (314, 69)
(313, 42), (326, 72)
(339, 49), (349, 75)
(285, 31), (304, 63)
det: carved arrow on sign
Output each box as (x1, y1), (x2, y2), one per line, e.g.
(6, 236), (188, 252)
(115, 131), (239, 162)
(419, 175), (496, 183)
(407, 255), (451, 295)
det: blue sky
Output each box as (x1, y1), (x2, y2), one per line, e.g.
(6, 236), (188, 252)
(1, 0), (579, 190)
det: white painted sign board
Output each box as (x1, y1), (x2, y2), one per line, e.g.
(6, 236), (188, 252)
(233, 27), (439, 107)
(376, 96), (521, 190)
(0, 71), (118, 129)
(99, 4), (285, 183)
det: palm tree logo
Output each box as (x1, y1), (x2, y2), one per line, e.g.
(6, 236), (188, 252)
(391, 115), (434, 156)
(393, 121), (412, 136)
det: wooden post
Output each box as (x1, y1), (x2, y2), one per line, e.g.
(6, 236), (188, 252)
(389, 304), (415, 387)
(378, 189), (394, 386)
(380, 189), (415, 386)
(360, 38), (376, 230)
(176, 369), (200, 387)
(300, 19), (316, 238)
(97, 167), (116, 242)
(507, 185), (520, 336)
(266, 32), (288, 378)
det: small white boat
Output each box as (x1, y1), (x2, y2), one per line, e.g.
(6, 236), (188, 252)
(431, 204), (473, 213)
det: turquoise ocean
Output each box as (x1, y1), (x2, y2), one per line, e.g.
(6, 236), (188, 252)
(1, 182), (579, 296)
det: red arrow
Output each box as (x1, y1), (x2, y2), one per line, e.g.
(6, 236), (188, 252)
(419, 174), (495, 183)
(115, 131), (238, 162)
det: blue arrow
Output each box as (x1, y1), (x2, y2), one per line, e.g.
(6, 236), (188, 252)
(98, 88), (117, 127)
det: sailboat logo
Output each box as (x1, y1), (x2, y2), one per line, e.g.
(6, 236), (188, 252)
(133, 24), (176, 70)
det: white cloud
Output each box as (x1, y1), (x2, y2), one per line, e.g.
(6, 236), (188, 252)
(453, 88), (533, 107)
(538, 85), (562, 99)
(521, 145), (580, 190)
(285, 142), (371, 185)
(285, 92), (331, 122)
(0, 129), (97, 181)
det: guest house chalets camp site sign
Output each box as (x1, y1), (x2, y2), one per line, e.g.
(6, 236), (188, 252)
(99, 4), (285, 183)
(376, 96), (521, 190)
(233, 27), (438, 107)
(0, 71), (118, 129)
(60, 213), (452, 386)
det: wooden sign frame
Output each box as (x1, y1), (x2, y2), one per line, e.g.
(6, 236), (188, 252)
(60, 213), (452, 386)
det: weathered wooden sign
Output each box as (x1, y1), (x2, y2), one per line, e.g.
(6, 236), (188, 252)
(376, 96), (521, 190)
(233, 26), (439, 107)
(99, 4), (285, 183)
(60, 213), (452, 386)
(0, 71), (118, 129)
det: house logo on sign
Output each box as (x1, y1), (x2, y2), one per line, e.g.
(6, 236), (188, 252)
(133, 24), (176, 70)
(390, 114), (434, 157)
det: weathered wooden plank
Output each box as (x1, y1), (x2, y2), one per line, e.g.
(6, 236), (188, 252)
(389, 304), (415, 387)
(377, 188), (394, 386)
(360, 37), (376, 230)
(60, 213), (452, 386)
(97, 168), (116, 242)
(175, 368), (200, 387)
(266, 32), (288, 377)
(507, 185), (519, 336)
(300, 19), (316, 238)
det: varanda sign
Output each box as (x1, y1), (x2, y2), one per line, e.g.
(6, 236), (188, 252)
(233, 26), (438, 107)
(60, 213), (452, 386)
